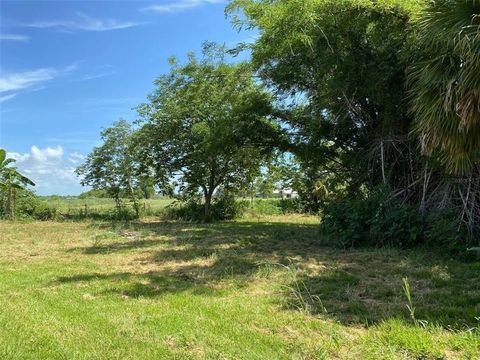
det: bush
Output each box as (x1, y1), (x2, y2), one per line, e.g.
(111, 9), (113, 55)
(12, 190), (58, 220)
(105, 207), (137, 221)
(279, 198), (304, 214)
(243, 198), (306, 217)
(425, 209), (467, 253)
(319, 187), (475, 252)
(320, 194), (375, 248)
(247, 199), (281, 216)
(320, 189), (423, 248)
(211, 194), (247, 220)
(164, 194), (247, 221)
(370, 203), (424, 248)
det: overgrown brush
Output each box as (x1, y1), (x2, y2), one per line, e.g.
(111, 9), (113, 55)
(320, 188), (471, 252)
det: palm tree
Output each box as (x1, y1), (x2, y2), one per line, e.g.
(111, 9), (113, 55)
(409, 0), (480, 174)
(0, 149), (35, 219)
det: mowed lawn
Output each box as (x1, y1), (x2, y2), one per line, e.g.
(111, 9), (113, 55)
(0, 215), (479, 359)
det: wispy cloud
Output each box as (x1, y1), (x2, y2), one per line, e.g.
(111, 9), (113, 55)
(0, 93), (18, 103)
(141, 0), (225, 13)
(25, 12), (142, 32)
(0, 63), (78, 102)
(0, 33), (29, 42)
(0, 69), (57, 93)
(78, 71), (116, 81)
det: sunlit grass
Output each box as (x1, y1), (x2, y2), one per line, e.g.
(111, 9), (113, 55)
(0, 216), (478, 359)
(40, 197), (175, 214)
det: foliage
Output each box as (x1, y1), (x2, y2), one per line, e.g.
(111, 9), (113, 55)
(136, 44), (279, 221)
(425, 209), (468, 253)
(164, 193), (248, 221)
(78, 189), (110, 199)
(0, 188), (57, 221)
(76, 120), (149, 217)
(227, 0), (424, 196)
(14, 189), (58, 220)
(79, 186), (155, 200)
(0, 149), (36, 220)
(409, 0), (480, 174)
(320, 188), (424, 248)
(320, 187), (473, 252)
(370, 202), (424, 248)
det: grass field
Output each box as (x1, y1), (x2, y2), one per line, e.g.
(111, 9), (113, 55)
(40, 197), (175, 216)
(0, 214), (479, 359)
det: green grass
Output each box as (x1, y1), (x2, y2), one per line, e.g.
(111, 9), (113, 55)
(0, 215), (479, 359)
(39, 197), (174, 219)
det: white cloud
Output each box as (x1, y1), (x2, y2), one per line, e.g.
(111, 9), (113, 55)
(0, 34), (29, 42)
(0, 62), (78, 102)
(7, 146), (86, 195)
(0, 93), (17, 103)
(78, 71), (116, 81)
(141, 0), (225, 13)
(25, 12), (142, 32)
(0, 68), (57, 93)
(31, 145), (63, 162)
(68, 152), (86, 164)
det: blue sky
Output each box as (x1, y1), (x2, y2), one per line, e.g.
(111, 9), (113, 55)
(0, 0), (253, 195)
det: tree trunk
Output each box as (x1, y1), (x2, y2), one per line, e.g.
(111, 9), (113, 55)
(6, 187), (14, 220)
(114, 195), (122, 211)
(127, 178), (140, 219)
(204, 191), (213, 223)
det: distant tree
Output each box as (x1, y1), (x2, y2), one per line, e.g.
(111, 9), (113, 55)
(136, 44), (278, 221)
(78, 189), (110, 199)
(75, 120), (143, 217)
(0, 149), (35, 219)
(409, 0), (480, 174)
(137, 176), (156, 199)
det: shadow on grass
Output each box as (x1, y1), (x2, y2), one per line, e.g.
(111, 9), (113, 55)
(56, 271), (221, 298)
(58, 219), (480, 330)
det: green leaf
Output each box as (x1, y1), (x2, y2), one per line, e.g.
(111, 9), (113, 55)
(11, 183), (24, 190)
(18, 174), (35, 186)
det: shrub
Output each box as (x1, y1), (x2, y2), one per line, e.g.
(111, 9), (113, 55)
(319, 187), (476, 252)
(12, 190), (58, 220)
(320, 194), (374, 248)
(211, 194), (247, 220)
(164, 194), (247, 221)
(279, 198), (303, 214)
(247, 199), (282, 216)
(320, 189), (423, 248)
(370, 203), (424, 248)
(425, 209), (468, 253)
(105, 207), (137, 221)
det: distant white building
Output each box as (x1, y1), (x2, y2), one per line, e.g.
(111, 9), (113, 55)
(273, 188), (299, 199)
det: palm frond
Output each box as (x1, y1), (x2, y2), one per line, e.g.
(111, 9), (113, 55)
(409, 0), (480, 174)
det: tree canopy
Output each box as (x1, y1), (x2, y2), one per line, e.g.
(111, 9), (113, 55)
(75, 120), (144, 216)
(227, 0), (426, 195)
(136, 45), (279, 220)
